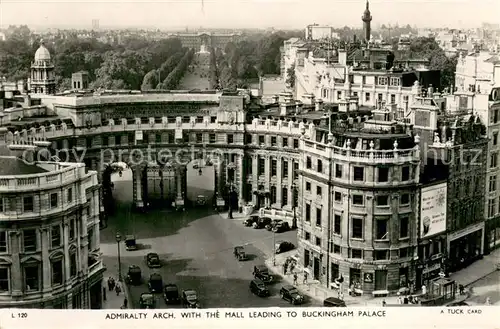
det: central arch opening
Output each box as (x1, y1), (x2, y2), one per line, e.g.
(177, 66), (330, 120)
(186, 158), (215, 207)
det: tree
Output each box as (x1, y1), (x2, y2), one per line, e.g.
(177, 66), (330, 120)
(141, 70), (158, 90)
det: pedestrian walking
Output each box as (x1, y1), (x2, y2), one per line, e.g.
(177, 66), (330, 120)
(293, 273), (298, 285)
(485, 297), (491, 305)
(382, 299), (387, 307)
(421, 284), (427, 296)
(303, 272), (308, 285)
(338, 291), (344, 300)
(289, 263), (295, 274)
(459, 284), (465, 295)
(115, 283), (122, 296)
(123, 297), (128, 309)
(283, 263), (288, 275)
(398, 296), (403, 304)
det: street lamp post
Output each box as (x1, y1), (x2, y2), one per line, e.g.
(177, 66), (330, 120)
(116, 233), (122, 282)
(272, 229), (276, 266)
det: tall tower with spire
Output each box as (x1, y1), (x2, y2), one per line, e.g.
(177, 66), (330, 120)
(30, 39), (56, 95)
(362, 0), (372, 43)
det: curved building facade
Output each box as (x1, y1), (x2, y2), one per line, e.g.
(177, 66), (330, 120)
(0, 158), (103, 308)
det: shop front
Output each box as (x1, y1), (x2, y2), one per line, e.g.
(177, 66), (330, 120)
(486, 216), (500, 252)
(447, 222), (484, 272)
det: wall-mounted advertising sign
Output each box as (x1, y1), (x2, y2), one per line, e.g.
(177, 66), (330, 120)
(420, 183), (447, 238)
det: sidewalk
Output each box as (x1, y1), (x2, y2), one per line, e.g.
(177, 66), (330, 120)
(264, 249), (499, 307)
(102, 274), (131, 309)
(449, 248), (500, 287)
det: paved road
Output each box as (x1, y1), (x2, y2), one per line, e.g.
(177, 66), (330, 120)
(466, 270), (500, 305)
(101, 208), (319, 309)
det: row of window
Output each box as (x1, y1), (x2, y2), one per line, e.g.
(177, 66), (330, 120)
(303, 233), (412, 260)
(0, 188), (73, 213)
(252, 157), (300, 179)
(0, 254), (79, 293)
(304, 183), (411, 207)
(0, 220), (83, 254)
(304, 208), (410, 240)
(322, 89), (409, 105)
(92, 132), (302, 149)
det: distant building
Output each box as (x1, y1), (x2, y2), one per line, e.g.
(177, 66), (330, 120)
(305, 25), (338, 41)
(167, 32), (241, 52)
(92, 19), (100, 31)
(455, 51), (500, 94)
(71, 71), (90, 91)
(30, 40), (56, 95)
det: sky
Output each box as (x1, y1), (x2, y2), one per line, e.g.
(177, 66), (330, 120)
(0, 0), (499, 30)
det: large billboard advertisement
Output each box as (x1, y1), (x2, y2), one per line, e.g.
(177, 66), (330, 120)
(420, 183), (447, 238)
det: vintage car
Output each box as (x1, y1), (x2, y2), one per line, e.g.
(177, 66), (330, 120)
(273, 221), (290, 233)
(249, 279), (270, 297)
(243, 215), (259, 227)
(275, 241), (295, 254)
(181, 289), (199, 308)
(125, 235), (138, 251)
(253, 217), (272, 229)
(148, 273), (163, 293)
(139, 293), (156, 309)
(125, 265), (142, 285)
(196, 195), (207, 206)
(323, 297), (347, 307)
(233, 246), (248, 261)
(265, 219), (282, 231)
(145, 252), (161, 268)
(252, 265), (273, 283)
(163, 283), (180, 304)
(280, 285), (305, 305)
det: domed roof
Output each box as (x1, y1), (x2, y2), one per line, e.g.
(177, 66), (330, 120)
(34, 40), (51, 62)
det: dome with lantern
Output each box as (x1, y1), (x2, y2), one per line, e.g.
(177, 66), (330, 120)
(34, 40), (51, 63)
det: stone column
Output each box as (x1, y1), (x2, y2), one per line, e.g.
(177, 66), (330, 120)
(63, 223), (70, 281)
(238, 154), (245, 208)
(216, 159), (225, 208)
(41, 228), (51, 292)
(133, 166), (144, 209)
(9, 232), (22, 296)
(175, 166), (185, 210)
(252, 155), (258, 205)
(265, 155), (271, 207)
(80, 216), (89, 274)
(276, 157), (282, 206)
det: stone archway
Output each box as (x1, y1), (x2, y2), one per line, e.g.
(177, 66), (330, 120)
(185, 158), (215, 207)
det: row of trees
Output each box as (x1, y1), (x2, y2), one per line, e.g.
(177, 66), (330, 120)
(157, 49), (194, 90)
(208, 47), (220, 89)
(141, 51), (185, 90)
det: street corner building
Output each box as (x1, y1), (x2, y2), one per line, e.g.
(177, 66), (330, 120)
(0, 156), (104, 309)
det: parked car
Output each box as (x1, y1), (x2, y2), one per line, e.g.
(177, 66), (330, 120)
(249, 279), (270, 297)
(125, 265), (141, 285)
(243, 215), (259, 227)
(182, 289), (199, 308)
(139, 293), (156, 309)
(145, 252), (161, 268)
(280, 285), (304, 305)
(253, 217), (272, 229)
(323, 297), (347, 307)
(125, 235), (138, 251)
(273, 221), (290, 233)
(163, 284), (180, 304)
(275, 241), (295, 254)
(148, 273), (163, 293)
(253, 265), (273, 283)
(233, 246), (248, 261)
(265, 219), (282, 231)
(196, 195), (207, 206)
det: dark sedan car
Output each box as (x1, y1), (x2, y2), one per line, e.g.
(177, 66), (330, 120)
(249, 279), (270, 297)
(145, 252), (161, 268)
(275, 241), (295, 254)
(182, 289), (200, 308)
(148, 273), (163, 293)
(163, 283), (180, 304)
(265, 219), (282, 231)
(253, 217), (272, 229)
(280, 285), (304, 305)
(243, 215), (259, 227)
(273, 221), (290, 233)
(253, 265), (273, 283)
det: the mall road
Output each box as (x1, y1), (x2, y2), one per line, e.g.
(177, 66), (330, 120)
(101, 209), (320, 309)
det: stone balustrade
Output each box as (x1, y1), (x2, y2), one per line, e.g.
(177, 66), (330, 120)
(0, 162), (88, 192)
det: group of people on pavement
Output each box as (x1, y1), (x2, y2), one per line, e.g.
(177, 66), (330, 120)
(282, 258), (309, 286)
(106, 276), (128, 309)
